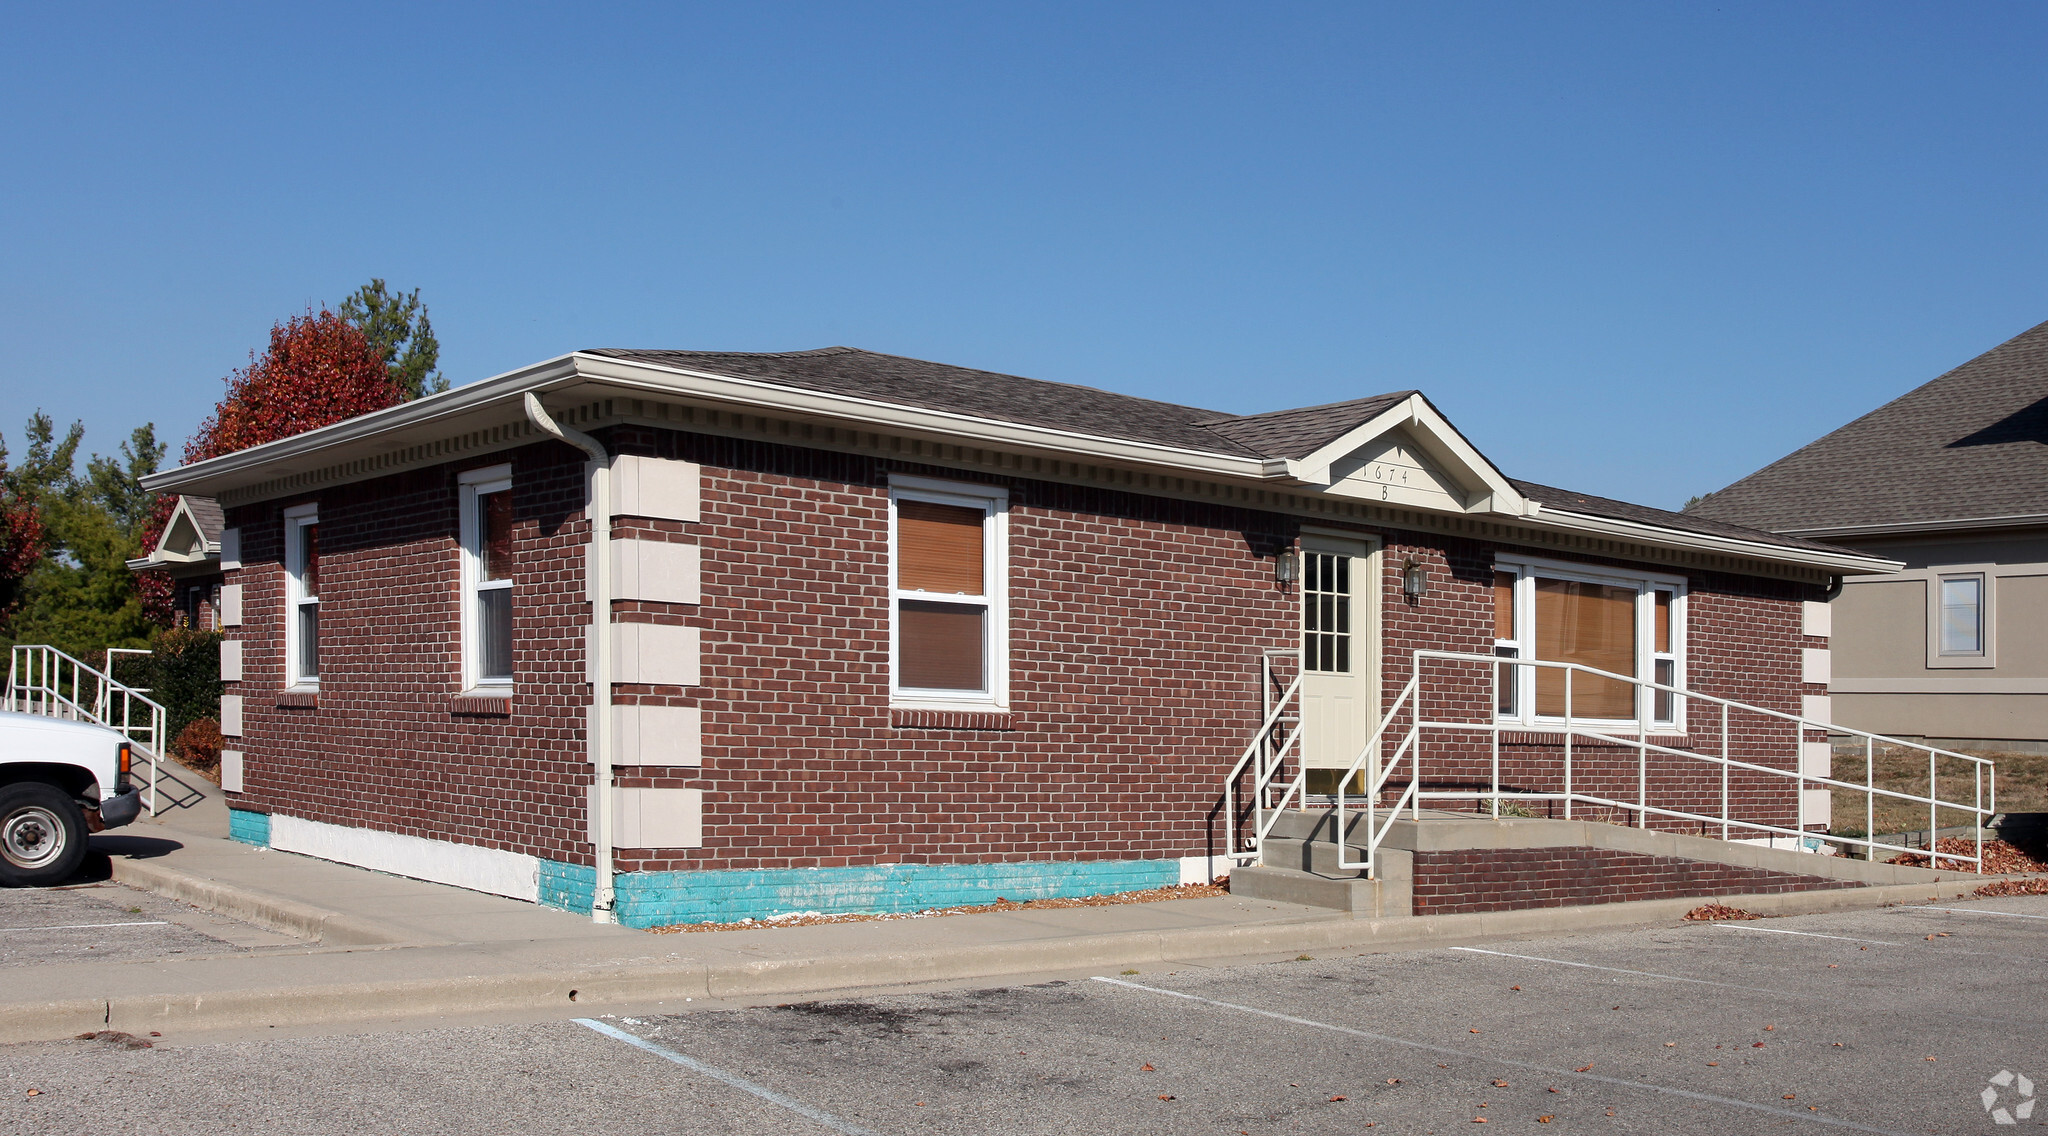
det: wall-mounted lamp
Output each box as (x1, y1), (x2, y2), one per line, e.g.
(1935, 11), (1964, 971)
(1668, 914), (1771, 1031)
(1402, 559), (1429, 598)
(1275, 547), (1300, 585)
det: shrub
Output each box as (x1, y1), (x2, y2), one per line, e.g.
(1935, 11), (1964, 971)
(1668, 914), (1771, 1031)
(147, 626), (222, 744)
(173, 716), (223, 778)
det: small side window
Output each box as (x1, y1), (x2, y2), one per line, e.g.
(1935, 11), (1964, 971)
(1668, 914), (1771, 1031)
(283, 505), (320, 686)
(460, 469), (515, 689)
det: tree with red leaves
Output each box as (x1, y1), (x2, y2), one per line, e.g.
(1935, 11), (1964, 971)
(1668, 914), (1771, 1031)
(136, 310), (401, 623)
(0, 444), (47, 623)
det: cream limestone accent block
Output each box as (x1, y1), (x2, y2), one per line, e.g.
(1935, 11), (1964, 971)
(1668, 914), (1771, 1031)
(219, 750), (244, 793)
(613, 539), (700, 605)
(1802, 599), (1831, 638)
(612, 704), (702, 766)
(612, 622), (701, 687)
(590, 787), (703, 849)
(1801, 741), (1833, 779)
(219, 694), (244, 736)
(220, 584), (243, 626)
(1801, 694), (1832, 725)
(1800, 788), (1833, 830)
(1802, 647), (1832, 685)
(220, 640), (243, 681)
(219, 527), (241, 570)
(611, 454), (699, 522)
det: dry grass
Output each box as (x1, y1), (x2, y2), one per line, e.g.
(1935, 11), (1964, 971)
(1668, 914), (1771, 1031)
(1829, 747), (2043, 838)
(646, 880), (1230, 934)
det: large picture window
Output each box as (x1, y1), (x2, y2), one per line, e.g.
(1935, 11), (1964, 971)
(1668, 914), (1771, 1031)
(890, 477), (1006, 705)
(1494, 556), (1685, 727)
(460, 467), (514, 689)
(283, 504), (319, 687)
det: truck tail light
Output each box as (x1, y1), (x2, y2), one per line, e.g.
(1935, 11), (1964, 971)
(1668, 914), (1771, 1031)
(117, 742), (133, 789)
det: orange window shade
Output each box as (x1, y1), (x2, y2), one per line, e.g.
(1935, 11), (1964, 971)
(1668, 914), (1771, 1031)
(1654, 590), (1671, 653)
(897, 500), (985, 594)
(898, 600), (985, 690)
(1533, 577), (1637, 718)
(1493, 571), (1516, 639)
(482, 491), (514, 582)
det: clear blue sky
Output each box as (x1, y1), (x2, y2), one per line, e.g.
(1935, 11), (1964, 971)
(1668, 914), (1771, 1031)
(5, 3), (2047, 509)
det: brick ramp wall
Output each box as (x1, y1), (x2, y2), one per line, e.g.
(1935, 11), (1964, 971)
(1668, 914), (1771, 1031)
(1410, 846), (1861, 915)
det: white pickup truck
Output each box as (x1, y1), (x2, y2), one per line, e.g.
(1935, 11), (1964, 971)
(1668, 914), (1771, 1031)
(0, 710), (144, 886)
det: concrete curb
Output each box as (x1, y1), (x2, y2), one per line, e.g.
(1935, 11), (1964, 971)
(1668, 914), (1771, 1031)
(0, 873), (2000, 1044)
(108, 857), (427, 948)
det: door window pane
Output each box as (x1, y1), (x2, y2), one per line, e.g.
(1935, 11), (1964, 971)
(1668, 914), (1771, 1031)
(899, 600), (985, 690)
(1303, 552), (1351, 674)
(1940, 577), (1983, 655)
(1533, 578), (1637, 718)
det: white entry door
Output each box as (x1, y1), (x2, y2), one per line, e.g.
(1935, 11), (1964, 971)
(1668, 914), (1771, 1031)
(1298, 537), (1378, 795)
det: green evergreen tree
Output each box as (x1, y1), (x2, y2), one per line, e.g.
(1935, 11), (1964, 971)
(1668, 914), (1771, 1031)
(339, 279), (446, 399)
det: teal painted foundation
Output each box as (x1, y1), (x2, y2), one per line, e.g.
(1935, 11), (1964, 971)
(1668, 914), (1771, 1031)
(227, 808), (272, 847)
(535, 858), (1182, 929)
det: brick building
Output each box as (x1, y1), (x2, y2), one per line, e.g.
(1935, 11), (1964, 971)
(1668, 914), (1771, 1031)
(140, 348), (1897, 926)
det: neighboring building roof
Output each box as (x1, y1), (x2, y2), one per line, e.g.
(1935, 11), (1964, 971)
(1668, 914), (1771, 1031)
(1512, 481), (1853, 555)
(181, 495), (225, 543)
(125, 494), (224, 576)
(1688, 319), (2048, 535)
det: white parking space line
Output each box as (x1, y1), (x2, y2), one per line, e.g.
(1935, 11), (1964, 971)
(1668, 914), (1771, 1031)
(1092, 976), (1916, 1136)
(1449, 946), (1804, 996)
(0, 920), (169, 932)
(1711, 924), (1898, 946)
(1890, 906), (2048, 922)
(575, 1018), (884, 1136)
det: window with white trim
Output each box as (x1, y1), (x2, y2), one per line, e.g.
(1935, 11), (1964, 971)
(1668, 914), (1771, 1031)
(1936, 573), (1986, 657)
(889, 477), (1006, 706)
(1493, 556), (1686, 727)
(283, 504), (319, 686)
(459, 467), (514, 689)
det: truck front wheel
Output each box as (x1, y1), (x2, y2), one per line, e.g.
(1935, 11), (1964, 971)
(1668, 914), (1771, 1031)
(0, 782), (88, 887)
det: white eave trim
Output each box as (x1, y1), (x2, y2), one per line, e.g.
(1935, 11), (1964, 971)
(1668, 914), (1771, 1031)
(1282, 394), (1533, 517)
(1531, 506), (1903, 575)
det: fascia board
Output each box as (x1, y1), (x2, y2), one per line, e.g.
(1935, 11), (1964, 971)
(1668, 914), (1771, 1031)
(1778, 514), (2048, 539)
(1284, 394), (1531, 516)
(1531, 507), (1904, 575)
(569, 354), (1281, 481)
(140, 355), (587, 494)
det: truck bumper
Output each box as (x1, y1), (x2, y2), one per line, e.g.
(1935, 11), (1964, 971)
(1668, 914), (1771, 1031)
(95, 789), (143, 830)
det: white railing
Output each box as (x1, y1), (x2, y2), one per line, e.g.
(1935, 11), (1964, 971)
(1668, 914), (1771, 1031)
(1223, 649), (1305, 859)
(5, 644), (165, 816)
(1280, 650), (1995, 878)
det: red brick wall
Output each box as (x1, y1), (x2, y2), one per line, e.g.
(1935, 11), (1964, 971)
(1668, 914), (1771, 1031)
(1410, 846), (1860, 914)
(222, 423), (1821, 875)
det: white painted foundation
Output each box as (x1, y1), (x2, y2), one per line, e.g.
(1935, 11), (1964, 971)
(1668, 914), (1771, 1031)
(267, 814), (541, 902)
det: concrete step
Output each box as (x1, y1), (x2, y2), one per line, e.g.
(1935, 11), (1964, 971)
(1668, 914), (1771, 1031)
(1227, 864), (1410, 918)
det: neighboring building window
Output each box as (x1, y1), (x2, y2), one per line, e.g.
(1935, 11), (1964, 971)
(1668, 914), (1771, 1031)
(1494, 556), (1686, 726)
(890, 477), (1006, 704)
(1937, 573), (1985, 657)
(460, 467), (514, 688)
(283, 504), (319, 686)
(1302, 552), (1352, 674)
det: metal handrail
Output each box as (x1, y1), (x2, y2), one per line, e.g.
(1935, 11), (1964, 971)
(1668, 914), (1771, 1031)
(1303, 650), (1995, 878)
(6, 644), (166, 816)
(1223, 663), (1305, 860)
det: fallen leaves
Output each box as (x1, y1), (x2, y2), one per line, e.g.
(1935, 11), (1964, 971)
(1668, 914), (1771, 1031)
(1140, 1064), (1154, 1072)
(1574, 1065), (1594, 1073)
(1491, 1080), (1509, 1088)
(1975, 876), (2048, 898)
(1891, 837), (2045, 873)
(1537, 1116), (1554, 1124)
(1158, 1095), (1176, 1101)
(1685, 903), (1760, 921)
(1328, 1095), (1347, 1102)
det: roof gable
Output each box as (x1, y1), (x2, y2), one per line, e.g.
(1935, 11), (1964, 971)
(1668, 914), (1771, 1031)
(1690, 319), (2048, 533)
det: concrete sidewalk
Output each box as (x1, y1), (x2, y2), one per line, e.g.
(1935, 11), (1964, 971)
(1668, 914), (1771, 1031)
(2, 777), (2011, 1045)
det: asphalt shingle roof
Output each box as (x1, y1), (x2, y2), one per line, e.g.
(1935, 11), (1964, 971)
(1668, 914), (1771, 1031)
(1688, 319), (2048, 532)
(592, 346), (1856, 557)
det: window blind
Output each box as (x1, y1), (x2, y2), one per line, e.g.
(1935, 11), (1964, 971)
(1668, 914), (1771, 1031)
(897, 500), (984, 594)
(898, 601), (984, 690)
(1533, 577), (1636, 718)
(1493, 571), (1516, 639)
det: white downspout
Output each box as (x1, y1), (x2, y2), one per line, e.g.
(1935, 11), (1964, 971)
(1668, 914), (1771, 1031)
(523, 393), (618, 924)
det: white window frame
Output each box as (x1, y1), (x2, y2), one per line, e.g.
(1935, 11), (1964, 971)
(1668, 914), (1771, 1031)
(459, 465), (515, 691)
(1927, 568), (1994, 668)
(282, 503), (320, 689)
(888, 474), (1008, 711)
(1493, 554), (1687, 731)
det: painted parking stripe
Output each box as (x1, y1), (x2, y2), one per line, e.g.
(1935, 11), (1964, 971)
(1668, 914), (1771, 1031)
(0, 920), (169, 932)
(1710, 924), (1898, 946)
(1092, 976), (1915, 1136)
(575, 1018), (884, 1136)
(1450, 946), (1803, 996)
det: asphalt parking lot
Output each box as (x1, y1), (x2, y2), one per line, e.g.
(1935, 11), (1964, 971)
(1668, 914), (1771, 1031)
(3, 896), (2043, 1135)
(0, 879), (301, 968)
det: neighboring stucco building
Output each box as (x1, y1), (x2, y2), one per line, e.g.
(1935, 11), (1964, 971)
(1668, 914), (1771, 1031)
(141, 347), (1893, 926)
(1690, 319), (2048, 752)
